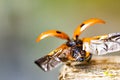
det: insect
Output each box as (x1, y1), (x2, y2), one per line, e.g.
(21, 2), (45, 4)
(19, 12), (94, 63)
(35, 18), (120, 72)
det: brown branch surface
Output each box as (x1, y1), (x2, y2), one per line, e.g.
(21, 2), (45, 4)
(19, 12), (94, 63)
(59, 56), (120, 80)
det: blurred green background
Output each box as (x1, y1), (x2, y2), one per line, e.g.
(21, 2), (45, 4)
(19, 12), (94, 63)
(0, 0), (120, 80)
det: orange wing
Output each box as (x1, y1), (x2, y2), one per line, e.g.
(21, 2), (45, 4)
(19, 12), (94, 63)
(35, 44), (68, 71)
(73, 18), (105, 40)
(82, 32), (120, 55)
(36, 30), (70, 42)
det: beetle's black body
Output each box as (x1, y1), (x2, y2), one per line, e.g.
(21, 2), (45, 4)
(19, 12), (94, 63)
(66, 39), (91, 62)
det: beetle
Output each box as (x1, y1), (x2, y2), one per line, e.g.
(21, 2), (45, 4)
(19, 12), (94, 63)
(35, 18), (120, 72)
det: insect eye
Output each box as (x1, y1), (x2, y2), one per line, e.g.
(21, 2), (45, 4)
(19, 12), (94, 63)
(66, 41), (76, 47)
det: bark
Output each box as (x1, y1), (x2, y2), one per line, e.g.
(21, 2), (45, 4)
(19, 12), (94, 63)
(59, 56), (120, 80)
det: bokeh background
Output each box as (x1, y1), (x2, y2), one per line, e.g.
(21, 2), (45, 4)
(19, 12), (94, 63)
(0, 0), (120, 80)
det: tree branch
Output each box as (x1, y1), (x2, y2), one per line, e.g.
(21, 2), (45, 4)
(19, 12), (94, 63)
(59, 56), (120, 80)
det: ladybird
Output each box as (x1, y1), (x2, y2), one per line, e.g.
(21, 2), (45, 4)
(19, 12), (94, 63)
(35, 18), (120, 72)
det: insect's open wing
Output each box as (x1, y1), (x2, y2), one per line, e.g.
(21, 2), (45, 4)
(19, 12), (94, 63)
(82, 32), (120, 55)
(35, 44), (68, 72)
(73, 18), (105, 40)
(36, 30), (70, 42)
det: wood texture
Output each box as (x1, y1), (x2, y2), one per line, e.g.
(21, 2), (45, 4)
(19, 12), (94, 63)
(59, 56), (120, 80)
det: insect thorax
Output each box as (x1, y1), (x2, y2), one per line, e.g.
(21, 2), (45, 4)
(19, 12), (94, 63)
(66, 39), (87, 62)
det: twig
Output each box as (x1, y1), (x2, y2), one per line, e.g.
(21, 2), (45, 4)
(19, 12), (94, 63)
(59, 56), (120, 80)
